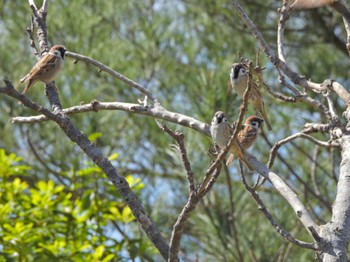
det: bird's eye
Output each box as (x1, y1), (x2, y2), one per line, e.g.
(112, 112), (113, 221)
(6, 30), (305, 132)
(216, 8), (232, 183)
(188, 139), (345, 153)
(223, 118), (228, 123)
(240, 68), (246, 74)
(252, 121), (259, 128)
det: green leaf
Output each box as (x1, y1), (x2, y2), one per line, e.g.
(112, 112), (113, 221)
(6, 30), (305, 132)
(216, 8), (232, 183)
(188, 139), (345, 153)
(102, 254), (115, 262)
(88, 132), (102, 142)
(94, 245), (105, 259)
(107, 153), (119, 161)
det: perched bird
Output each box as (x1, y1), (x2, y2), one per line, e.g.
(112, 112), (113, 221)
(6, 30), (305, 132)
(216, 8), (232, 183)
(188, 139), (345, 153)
(226, 115), (264, 166)
(20, 45), (67, 94)
(237, 116), (264, 150)
(290, 0), (350, 23)
(230, 63), (272, 131)
(210, 111), (255, 170)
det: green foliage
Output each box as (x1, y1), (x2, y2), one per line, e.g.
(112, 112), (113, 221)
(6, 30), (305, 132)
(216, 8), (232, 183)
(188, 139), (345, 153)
(0, 149), (154, 261)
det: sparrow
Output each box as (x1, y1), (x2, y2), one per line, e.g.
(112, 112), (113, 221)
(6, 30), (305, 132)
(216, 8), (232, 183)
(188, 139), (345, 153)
(237, 115), (264, 150)
(210, 111), (255, 171)
(20, 45), (67, 94)
(290, 0), (350, 23)
(226, 115), (264, 166)
(230, 63), (272, 131)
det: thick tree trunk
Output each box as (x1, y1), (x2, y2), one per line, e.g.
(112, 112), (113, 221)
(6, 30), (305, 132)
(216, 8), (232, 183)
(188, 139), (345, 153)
(320, 135), (350, 261)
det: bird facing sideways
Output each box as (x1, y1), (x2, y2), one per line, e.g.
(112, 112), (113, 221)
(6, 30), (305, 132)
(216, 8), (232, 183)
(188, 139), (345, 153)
(230, 63), (272, 131)
(20, 45), (67, 94)
(210, 111), (263, 170)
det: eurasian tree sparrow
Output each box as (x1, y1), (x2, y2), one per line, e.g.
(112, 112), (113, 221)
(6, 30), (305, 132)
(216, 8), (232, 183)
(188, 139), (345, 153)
(226, 115), (264, 166)
(230, 63), (272, 131)
(210, 111), (255, 171)
(237, 115), (264, 150)
(20, 45), (67, 94)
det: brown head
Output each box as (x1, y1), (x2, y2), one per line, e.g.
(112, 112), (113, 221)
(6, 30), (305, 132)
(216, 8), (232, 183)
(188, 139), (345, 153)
(245, 116), (264, 129)
(50, 45), (67, 59)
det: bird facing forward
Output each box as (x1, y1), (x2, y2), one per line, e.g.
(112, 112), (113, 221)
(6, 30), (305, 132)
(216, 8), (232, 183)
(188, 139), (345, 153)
(210, 111), (264, 171)
(230, 63), (272, 131)
(20, 45), (67, 94)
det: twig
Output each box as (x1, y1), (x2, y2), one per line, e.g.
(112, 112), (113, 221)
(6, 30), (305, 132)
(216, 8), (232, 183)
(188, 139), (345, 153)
(268, 132), (340, 169)
(156, 121), (195, 192)
(262, 82), (298, 103)
(291, 142), (334, 183)
(26, 16), (38, 58)
(303, 123), (331, 134)
(277, 0), (290, 63)
(65, 51), (156, 102)
(10, 100), (211, 136)
(261, 133), (332, 212)
(255, 65), (299, 103)
(28, 0), (39, 17)
(26, 132), (68, 186)
(322, 79), (350, 106)
(167, 192), (198, 262)
(224, 166), (244, 261)
(325, 94), (341, 126)
(238, 162), (319, 250)
(156, 121), (198, 261)
(41, 0), (49, 13)
(242, 157), (322, 241)
(330, 148), (339, 182)
(27, 0), (48, 55)
(311, 146), (322, 196)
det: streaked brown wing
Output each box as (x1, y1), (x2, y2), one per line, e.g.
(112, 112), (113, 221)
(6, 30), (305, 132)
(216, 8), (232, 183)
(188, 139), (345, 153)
(238, 125), (257, 149)
(27, 54), (57, 80)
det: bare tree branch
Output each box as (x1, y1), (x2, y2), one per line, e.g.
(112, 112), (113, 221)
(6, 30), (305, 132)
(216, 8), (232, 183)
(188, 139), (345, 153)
(156, 121), (195, 192)
(25, 132), (68, 186)
(28, 0), (39, 17)
(238, 162), (319, 250)
(224, 166), (244, 261)
(321, 135), (350, 260)
(26, 15), (38, 58)
(277, 0), (290, 63)
(311, 146), (322, 197)
(248, 156), (321, 239)
(156, 121), (197, 261)
(268, 132), (340, 168)
(10, 100), (211, 136)
(41, 0), (49, 13)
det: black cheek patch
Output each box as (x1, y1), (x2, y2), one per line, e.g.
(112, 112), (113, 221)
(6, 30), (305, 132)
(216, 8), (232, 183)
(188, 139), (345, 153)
(233, 66), (242, 79)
